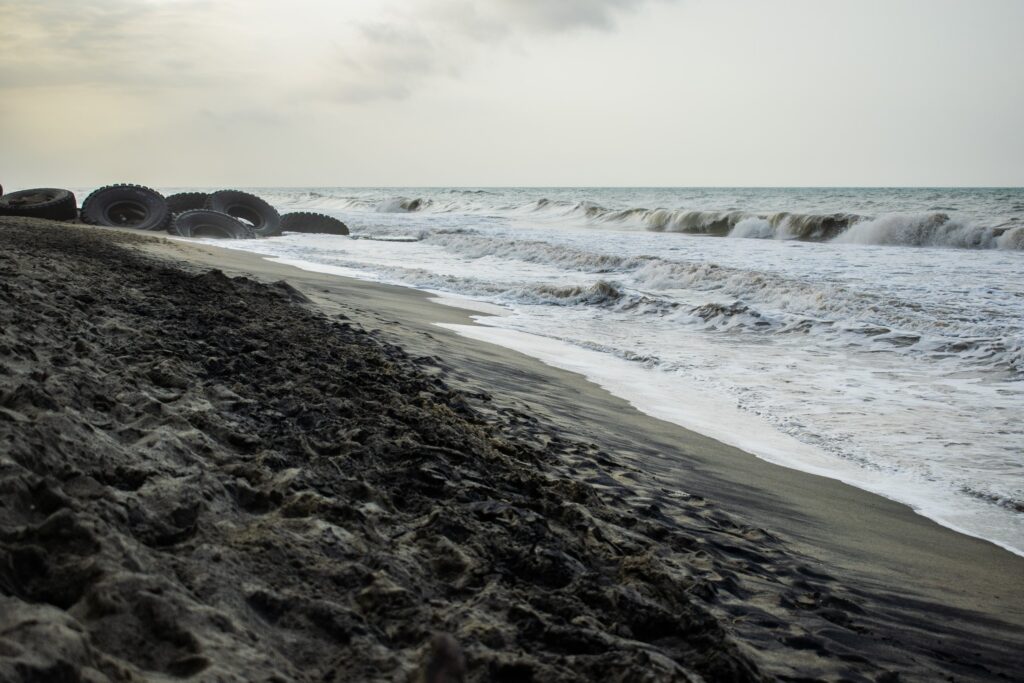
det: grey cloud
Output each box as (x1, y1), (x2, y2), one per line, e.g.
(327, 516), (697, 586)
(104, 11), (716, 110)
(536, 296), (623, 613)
(423, 0), (665, 37)
(0, 0), (672, 106)
(327, 0), (672, 103)
(349, 23), (441, 77)
(491, 0), (660, 31)
(326, 22), (444, 103)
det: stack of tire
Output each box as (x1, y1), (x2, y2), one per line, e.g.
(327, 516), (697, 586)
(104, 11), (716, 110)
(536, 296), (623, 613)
(166, 190), (267, 239)
(0, 184), (350, 238)
(166, 191), (349, 237)
(76, 185), (265, 239)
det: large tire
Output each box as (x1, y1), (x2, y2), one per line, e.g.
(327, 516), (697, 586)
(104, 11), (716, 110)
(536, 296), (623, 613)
(170, 209), (255, 239)
(205, 190), (281, 237)
(166, 192), (209, 215)
(0, 188), (78, 221)
(280, 212), (349, 235)
(80, 184), (170, 231)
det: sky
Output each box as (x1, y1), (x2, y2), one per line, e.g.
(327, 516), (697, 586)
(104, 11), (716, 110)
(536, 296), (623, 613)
(1, 0), (1021, 188)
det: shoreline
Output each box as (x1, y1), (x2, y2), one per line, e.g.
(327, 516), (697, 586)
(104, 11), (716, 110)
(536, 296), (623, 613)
(436, 321), (1024, 558)
(149, 232), (1024, 598)
(201, 236), (1024, 558)
(149, 233), (1024, 619)
(3, 218), (1023, 680)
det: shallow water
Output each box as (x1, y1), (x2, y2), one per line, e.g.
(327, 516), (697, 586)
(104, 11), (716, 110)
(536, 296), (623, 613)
(188, 187), (1024, 555)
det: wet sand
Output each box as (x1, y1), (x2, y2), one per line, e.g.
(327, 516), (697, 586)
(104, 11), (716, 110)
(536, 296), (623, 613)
(2, 217), (1022, 681)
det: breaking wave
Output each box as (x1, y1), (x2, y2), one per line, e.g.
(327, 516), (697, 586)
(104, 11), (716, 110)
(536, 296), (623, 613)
(527, 281), (625, 306)
(375, 196), (431, 213)
(833, 213), (1023, 249)
(528, 201), (1023, 249)
(264, 189), (1023, 250)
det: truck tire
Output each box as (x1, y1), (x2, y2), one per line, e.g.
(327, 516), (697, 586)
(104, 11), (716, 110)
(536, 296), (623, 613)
(166, 192), (209, 215)
(170, 209), (255, 239)
(280, 212), (349, 235)
(80, 184), (170, 231)
(0, 188), (78, 221)
(205, 190), (281, 237)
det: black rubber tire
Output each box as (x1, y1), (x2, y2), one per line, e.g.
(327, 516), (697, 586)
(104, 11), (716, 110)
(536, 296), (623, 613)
(0, 188), (78, 221)
(280, 212), (349, 235)
(205, 190), (281, 237)
(170, 209), (255, 239)
(166, 192), (209, 215)
(80, 184), (170, 231)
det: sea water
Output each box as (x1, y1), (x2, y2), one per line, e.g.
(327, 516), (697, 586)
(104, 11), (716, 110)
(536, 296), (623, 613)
(183, 187), (1024, 555)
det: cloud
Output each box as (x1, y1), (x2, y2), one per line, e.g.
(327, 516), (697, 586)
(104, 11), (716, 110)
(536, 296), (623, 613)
(488, 0), (660, 31)
(0, 0), (227, 90)
(327, 20), (454, 103)
(421, 0), (664, 37)
(0, 0), (673, 105)
(326, 0), (673, 103)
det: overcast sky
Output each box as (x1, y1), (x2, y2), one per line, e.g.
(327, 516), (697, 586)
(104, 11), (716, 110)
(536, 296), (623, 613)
(1, 0), (1021, 188)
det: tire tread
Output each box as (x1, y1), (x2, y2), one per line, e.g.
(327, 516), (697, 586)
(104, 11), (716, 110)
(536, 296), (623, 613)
(0, 188), (78, 221)
(205, 190), (281, 237)
(280, 211), (349, 235)
(80, 183), (170, 231)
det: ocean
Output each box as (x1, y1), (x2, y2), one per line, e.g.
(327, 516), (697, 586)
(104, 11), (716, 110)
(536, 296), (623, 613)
(186, 187), (1024, 555)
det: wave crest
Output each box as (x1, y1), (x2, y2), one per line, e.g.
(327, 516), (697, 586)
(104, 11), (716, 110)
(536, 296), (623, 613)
(528, 280), (624, 306)
(375, 196), (430, 213)
(516, 200), (1023, 250)
(263, 189), (1023, 250)
(834, 214), (1024, 249)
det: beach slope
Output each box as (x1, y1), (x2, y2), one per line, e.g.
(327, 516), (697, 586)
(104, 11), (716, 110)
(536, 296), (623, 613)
(1, 218), (1021, 681)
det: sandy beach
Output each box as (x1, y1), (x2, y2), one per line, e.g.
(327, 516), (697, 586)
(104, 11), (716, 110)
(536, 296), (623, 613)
(2, 217), (1022, 682)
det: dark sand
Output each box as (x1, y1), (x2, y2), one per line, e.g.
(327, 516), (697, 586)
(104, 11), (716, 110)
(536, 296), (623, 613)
(1, 217), (1022, 681)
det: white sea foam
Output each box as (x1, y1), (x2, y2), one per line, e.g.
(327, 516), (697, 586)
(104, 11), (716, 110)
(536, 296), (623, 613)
(729, 216), (774, 239)
(834, 213), (1023, 249)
